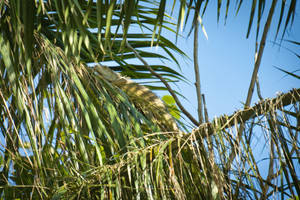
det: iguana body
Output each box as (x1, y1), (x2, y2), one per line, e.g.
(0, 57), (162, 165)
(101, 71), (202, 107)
(94, 65), (179, 132)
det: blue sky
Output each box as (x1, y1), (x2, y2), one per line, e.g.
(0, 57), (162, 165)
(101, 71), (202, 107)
(159, 1), (300, 125)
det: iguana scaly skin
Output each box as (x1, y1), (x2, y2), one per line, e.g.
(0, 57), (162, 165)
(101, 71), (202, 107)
(94, 65), (179, 132)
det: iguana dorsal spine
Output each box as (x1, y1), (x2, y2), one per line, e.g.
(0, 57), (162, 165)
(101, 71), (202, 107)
(94, 65), (179, 132)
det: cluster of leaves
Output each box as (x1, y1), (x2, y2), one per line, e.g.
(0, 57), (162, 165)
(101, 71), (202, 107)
(0, 0), (299, 199)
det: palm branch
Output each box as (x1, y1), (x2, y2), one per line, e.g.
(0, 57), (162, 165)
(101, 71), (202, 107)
(0, 0), (299, 199)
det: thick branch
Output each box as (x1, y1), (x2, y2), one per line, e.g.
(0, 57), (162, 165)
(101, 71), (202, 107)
(192, 88), (300, 138)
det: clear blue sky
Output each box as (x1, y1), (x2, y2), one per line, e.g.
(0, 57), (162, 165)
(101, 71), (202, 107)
(157, 1), (300, 125)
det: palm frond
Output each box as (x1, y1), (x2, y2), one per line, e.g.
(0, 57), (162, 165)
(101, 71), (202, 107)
(0, 0), (299, 199)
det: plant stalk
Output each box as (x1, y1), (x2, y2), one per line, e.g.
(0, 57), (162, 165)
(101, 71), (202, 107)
(194, 14), (204, 124)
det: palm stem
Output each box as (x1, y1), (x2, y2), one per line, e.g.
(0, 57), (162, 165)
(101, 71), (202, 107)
(193, 14), (204, 124)
(226, 0), (278, 171)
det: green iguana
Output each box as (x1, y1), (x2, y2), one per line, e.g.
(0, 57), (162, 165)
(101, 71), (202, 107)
(93, 65), (179, 132)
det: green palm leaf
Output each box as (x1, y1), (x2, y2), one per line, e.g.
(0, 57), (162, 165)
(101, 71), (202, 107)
(0, 0), (299, 199)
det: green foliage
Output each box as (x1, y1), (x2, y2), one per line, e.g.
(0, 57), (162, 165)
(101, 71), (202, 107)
(0, 0), (299, 199)
(162, 95), (181, 119)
